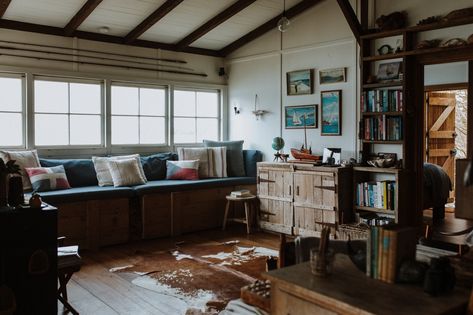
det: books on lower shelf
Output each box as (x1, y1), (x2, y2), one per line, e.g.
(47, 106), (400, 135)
(361, 116), (403, 141)
(356, 212), (394, 226)
(356, 181), (396, 210)
(362, 89), (403, 113)
(231, 189), (252, 198)
(366, 225), (417, 283)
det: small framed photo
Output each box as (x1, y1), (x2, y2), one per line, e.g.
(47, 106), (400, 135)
(321, 90), (342, 136)
(286, 69), (313, 95)
(376, 61), (402, 81)
(285, 105), (318, 129)
(319, 67), (346, 84)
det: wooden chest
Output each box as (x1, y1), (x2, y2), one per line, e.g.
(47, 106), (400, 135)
(257, 162), (352, 237)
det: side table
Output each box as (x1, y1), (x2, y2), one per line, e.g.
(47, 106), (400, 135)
(222, 195), (257, 234)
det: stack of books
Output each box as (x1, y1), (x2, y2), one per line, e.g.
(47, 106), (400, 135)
(362, 89), (403, 112)
(366, 226), (417, 283)
(356, 181), (396, 210)
(362, 116), (403, 141)
(230, 190), (252, 198)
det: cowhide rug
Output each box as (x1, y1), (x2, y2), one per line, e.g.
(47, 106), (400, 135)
(110, 240), (278, 314)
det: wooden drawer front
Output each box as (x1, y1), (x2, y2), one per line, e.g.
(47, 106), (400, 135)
(294, 172), (336, 210)
(57, 202), (87, 246)
(141, 193), (172, 239)
(93, 199), (129, 246)
(258, 170), (292, 200)
(294, 206), (337, 236)
(259, 198), (293, 234)
(272, 286), (338, 315)
(294, 173), (314, 204)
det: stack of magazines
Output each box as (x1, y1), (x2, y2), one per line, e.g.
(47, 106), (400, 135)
(230, 189), (252, 198)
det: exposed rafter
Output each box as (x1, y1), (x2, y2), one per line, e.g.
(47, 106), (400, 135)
(220, 0), (324, 57)
(336, 0), (363, 44)
(0, 19), (221, 57)
(64, 0), (102, 36)
(0, 0), (11, 18)
(125, 0), (184, 44)
(176, 0), (257, 50)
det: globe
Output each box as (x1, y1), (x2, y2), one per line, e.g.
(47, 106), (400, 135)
(272, 137), (285, 151)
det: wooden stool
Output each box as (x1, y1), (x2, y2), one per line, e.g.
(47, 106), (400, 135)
(222, 195), (257, 234)
(58, 237), (82, 315)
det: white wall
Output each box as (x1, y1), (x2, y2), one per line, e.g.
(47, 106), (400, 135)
(425, 62), (469, 86)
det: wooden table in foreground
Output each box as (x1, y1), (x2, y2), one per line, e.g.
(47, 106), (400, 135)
(264, 255), (469, 315)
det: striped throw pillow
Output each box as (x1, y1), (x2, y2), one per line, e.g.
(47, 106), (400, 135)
(25, 165), (71, 192)
(166, 160), (199, 180)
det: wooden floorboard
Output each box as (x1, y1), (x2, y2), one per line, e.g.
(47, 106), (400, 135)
(60, 226), (280, 315)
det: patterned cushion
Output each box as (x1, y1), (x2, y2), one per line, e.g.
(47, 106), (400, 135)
(166, 160), (199, 180)
(107, 158), (147, 187)
(92, 154), (145, 186)
(25, 165), (71, 192)
(140, 152), (178, 181)
(0, 149), (40, 191)
(203, 140), (245, 177)
(208, 147), (227, 178)
(177, 147), (211, 178)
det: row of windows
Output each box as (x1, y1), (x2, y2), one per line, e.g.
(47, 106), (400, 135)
(0, 75), (221, 148)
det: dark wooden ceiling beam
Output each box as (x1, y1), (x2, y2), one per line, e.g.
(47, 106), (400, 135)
(0, 0), (11, 18)
(219, 0), (324, 57)
(125, 0), (184, 44)
(176, 0), (257, 50)
(0, 19), (221, 57)
(336, 0), (363, 44)
(64, 0), (102, 36)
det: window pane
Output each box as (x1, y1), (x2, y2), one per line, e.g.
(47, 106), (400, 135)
(70, 83), (101, 114)
(0, 77), (22, 112)
(35, 81), (68, 113)
(197, 118), (218, 142)
(112, 116), (138, 144)
(174, 90), (195, 117)
(0, 113), (22, 146)
(140, 117), (165, 144)
(174, 118), (195, 143)
(196, 92), (218, 117)
(111, 86), (138, 115)
(70, 115), (101, 145)
(140, 88), (165, 116)
(35, 114), (68, 145)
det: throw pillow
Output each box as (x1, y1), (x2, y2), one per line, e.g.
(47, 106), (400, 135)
(0, 149), (41, 191)
(40, 158), (98, 187)
(166, 160), (199, 180)
(207, 146), (227, 178)
(25, 165), (71, 192)
(92, 154), (146, 186)
(106, 158), (147, 187)
(203, 140), (245, 177)
(140, 152), (178, 181)
(177, 147), (211, 178)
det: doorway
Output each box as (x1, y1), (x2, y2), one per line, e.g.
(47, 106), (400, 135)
(424, 87), (468, 212)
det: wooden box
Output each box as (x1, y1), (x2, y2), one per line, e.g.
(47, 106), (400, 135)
(141, 192), (172, 239)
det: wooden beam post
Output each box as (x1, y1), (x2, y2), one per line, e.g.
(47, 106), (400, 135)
(468, 61), (473, 159)
(64, 0), (103, 36)
(125, 0), (184, 44)
(220, 0), (324, 56)
(176, 0), (257, 50)
(0, 0), (11, 18)
(336, 0), (363, 44)
(360, 0), (368, 30)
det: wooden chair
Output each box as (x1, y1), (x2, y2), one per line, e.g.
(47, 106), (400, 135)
(57, 237), (82, 315)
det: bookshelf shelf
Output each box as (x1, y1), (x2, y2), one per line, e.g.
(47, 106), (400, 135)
(353, 166), (402, 174)
(363, 53), (407, 62)
(354, 206), (395, 215)
(361, 140), (404, 144)
(361, 111), (403, 116)
(362, 81), (403, 89)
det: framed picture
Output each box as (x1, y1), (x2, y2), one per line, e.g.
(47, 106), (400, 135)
(321, 90), (342, 136)
(285, 105), (318, 129)
(376, 61), (402, 81)
(319, 67), (346, 84)
(286, 69), (313, 95)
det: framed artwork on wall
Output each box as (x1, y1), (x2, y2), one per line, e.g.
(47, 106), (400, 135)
(321, 90), (342, 136)
(319, 67), (346, 84)
(285, 105), (318, 129)
(286, 69), (313, 95)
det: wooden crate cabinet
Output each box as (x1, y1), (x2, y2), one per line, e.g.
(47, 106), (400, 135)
(141, 192), (173, 239)
(257, 162), (352, 237)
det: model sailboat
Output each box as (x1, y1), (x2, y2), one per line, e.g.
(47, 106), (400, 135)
(290, 114), (321, 161)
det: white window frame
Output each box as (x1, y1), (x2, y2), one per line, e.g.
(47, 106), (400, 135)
(32, 75), (105, 149)
(172, 87), (222, 146)
(110, 81), (169, 148)
(0, 72), (26, 149)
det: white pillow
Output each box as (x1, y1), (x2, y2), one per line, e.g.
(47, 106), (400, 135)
(106, 158), (147, 187)
(0, 149), (40, 191)
(208, 147), (227, 178)
(177, 147), (211, 178)
(92, 154), (146, 186)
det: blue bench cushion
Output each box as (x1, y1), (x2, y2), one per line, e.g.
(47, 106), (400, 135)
(243, 150), (262, 177)
(40, 158), (98, 188)
(141, 152), (178, 181)
(39, 185), (135, 203)
(133, 177), (256, 196)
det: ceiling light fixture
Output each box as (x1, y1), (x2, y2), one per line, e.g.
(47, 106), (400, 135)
(277, 0), (290, 32)
(98, 26), (110, 34)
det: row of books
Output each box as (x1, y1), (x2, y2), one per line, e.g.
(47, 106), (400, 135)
(361, 116), (403, 141)
(366, 225), (417, 283)
(356, 212), (394, 227)
(362, 89), (403, 113)
(355, 181), (396, 210)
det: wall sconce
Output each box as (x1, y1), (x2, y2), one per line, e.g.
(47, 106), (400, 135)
(234, 106), (240, 114)
(252, 94), (267, 120)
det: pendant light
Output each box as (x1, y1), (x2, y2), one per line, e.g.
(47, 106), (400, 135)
(277, 0), (290, 32)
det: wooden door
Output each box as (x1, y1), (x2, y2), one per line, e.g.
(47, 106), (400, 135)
(425, 91), (456, 197)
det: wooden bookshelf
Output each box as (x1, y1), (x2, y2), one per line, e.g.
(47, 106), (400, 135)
(362, 81), (403, 89)
(362, 111), (402, 117)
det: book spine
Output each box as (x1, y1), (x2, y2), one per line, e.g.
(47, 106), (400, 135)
(381, 229), (391, 282)
(366, 227), (372, 277)
(372, 226), (379, 278)
(377, 227), (383, 280)
(387, 229), (398, 283)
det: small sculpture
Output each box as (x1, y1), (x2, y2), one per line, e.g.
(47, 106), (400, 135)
(416, 39), (442, 49)
(377, 44), (394, 55)
(440, 38), (467, 48)
(417, 16), (441, 26)
(272, 137), (285, 162)
(376, 11), (407, 31)
(442, 7), (473, 22)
